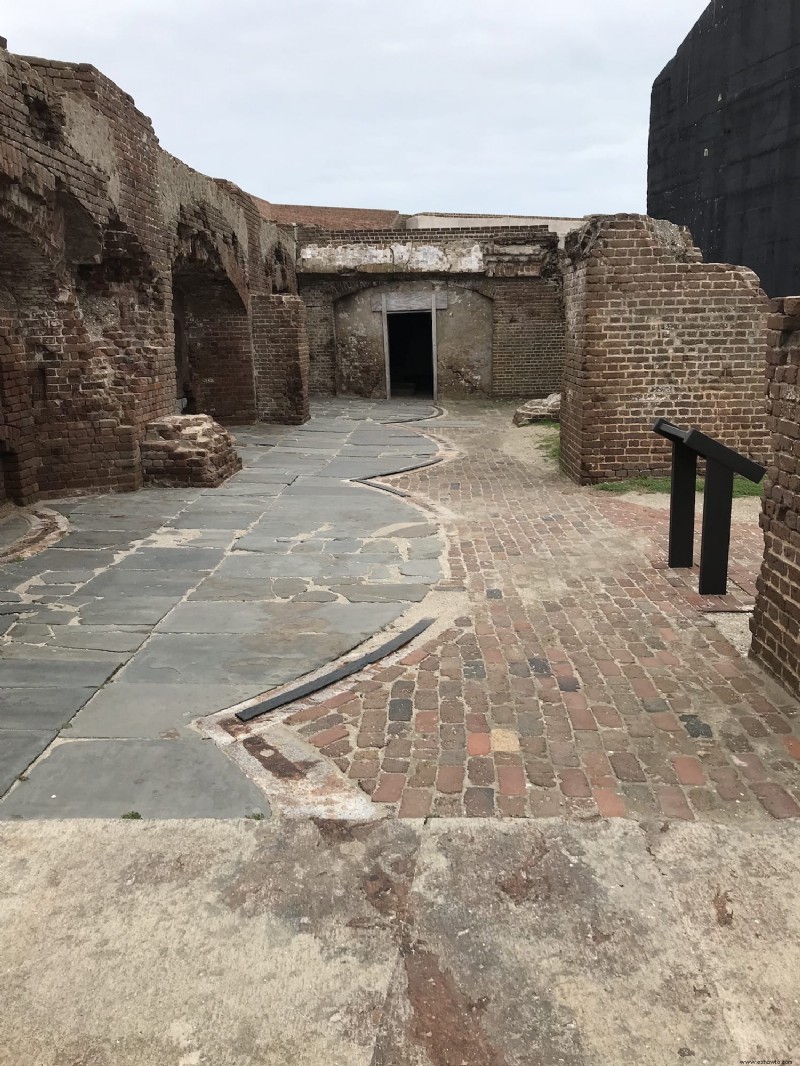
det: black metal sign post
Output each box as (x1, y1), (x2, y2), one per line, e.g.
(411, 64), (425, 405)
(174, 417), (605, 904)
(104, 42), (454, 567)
(668, 430), (698, 568)
(653, 419), (767, 596)
(699, 458), (736, 595)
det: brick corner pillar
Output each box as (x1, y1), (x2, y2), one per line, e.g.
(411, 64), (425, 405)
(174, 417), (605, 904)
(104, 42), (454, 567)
(251, 294), (310, 425)
(560, 214), (770, 485)
(751, 296), (800, 698)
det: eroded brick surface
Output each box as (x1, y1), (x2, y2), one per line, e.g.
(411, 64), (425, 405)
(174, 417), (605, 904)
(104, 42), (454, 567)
(0, 43), (306, 506)
(282, 413), (800, 822)
(751, 297), (800, 701)
(561, 215), (771, 483)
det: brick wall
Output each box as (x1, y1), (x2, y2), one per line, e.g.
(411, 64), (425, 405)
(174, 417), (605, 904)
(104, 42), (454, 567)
(251, 295), (310, 425)
(0, 42), (308, 502)
(490, 278), (565, 398)
(298, 274), (565, 400)
(751, 296), (800, 698)
(175, 278), (256, 422)
(560, 215), (771, 483)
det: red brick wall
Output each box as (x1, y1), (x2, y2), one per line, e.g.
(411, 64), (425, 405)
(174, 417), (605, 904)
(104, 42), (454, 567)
(561, 215), (771, 483)
(251, 295), (310, 425)
(175, 279), (257, 422)
(490, 278), (565, 398)
(751, 297), (800, 699)
(0, 43), (308, 502)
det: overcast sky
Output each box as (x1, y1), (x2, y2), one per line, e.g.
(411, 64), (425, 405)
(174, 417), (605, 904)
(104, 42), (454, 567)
(3, 0), (709, 217)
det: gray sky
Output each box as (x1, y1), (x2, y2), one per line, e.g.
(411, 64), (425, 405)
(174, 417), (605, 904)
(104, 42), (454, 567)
(3, 0), (709, 216)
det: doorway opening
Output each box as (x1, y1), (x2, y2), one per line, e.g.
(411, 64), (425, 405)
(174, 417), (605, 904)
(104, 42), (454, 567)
(387, 311), (434, 398)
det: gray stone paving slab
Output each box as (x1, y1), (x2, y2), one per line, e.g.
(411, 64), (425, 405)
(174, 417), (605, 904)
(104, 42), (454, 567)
(53, 530), (150, 551)
(45, 548), (119, 569)
(225, 470), (298, 485)
(113, 633), (313, 686)
(76, 597), (179, 626)
(0, 739), (268, 819)
(150, 529), (238, 549)
(112, 547), (225, 571)
(79, 569), (202, 598)
(69, 683), (254, 738)
(48, 626), (151, 653)
(0, 602), (28, 615)
(6, 624), (149, 653)
(36, 570), (99, 584)
(0, 660), (121, 688)
(207, 482), (286, 497)
(0, 687), (94, 731)
(158, 598), (402, 635)
(408, 535), (445, 558)
(63, 513), (167, 533)
(188, 559), (308, 599)
(329, 582), (430, 602)
(208, 550), (380, 580)
(4, 605), (78, 625)
(399, 559), (442, 579)
(0, 730), (57, 795)
(165, 503), (271, 530)
(0, 645), (128, 668)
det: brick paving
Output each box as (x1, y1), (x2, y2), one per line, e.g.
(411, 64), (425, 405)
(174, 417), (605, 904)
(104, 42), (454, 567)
(281, 410), (800, 822)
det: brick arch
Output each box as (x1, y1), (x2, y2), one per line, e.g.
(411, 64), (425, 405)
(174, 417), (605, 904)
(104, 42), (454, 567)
(0, 219), (61, 503)
(171, 251), (254, 425)
(173, 202), (249, 307)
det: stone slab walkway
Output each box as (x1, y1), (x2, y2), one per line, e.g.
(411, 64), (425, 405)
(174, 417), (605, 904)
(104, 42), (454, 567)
(0, 400), (441, 817)
(274, 404), (800, 824)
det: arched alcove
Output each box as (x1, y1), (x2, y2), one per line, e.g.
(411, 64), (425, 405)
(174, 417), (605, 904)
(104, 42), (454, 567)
(172, 258), (256, 422)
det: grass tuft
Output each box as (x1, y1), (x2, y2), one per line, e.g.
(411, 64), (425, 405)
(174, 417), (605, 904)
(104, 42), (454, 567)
(595, 475), (763, 498)
(537, 430), (561, 464)
(121, 811), (142, 820)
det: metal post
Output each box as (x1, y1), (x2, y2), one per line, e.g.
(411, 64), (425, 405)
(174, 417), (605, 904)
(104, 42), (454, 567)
(668, 441), (697, 568)
(699, 458), (735, 595)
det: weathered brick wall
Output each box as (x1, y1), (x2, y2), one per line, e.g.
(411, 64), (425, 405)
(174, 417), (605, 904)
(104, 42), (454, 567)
(751, 297), (800, 698)
(251, 295), (310, 424)
(296, 226), (565, 399)
(299, 279), (339, 394)
(490, 278), (565, 398)
(0, 42), (307, 503)
(175, 278), (256, 422)
(561, 215), (771, 483)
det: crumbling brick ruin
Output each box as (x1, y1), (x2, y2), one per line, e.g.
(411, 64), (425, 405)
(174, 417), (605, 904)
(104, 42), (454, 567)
(559, 215), (771, 483)
(4, 37), (800, 705)
(751, 298), (800, 699)
(0, 42), (307, 505)
(297, 226), (565, 399)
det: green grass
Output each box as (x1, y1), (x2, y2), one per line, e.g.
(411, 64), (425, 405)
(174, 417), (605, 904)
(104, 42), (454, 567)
(595, 475), (763, 498)
(121, 811), (142, 820)
(537, 429), (561, 464)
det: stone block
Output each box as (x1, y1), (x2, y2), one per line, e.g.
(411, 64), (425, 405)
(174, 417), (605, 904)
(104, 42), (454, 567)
(513, 392), (561, 426)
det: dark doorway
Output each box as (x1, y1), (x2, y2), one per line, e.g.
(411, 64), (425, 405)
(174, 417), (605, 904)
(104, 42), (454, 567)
(387, 311), (434, 398)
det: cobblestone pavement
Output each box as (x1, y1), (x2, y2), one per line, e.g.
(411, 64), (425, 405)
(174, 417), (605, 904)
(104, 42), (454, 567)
(283, 403), (800, 823)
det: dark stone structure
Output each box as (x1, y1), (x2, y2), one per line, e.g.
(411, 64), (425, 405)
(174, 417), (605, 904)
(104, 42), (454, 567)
(648, 0), (800, 297)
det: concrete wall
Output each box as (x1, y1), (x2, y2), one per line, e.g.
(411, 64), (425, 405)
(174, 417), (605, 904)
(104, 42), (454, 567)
(648, 0), (800, 297)
(560, 215), (771, 484)
(331, 281), (493, 399)
(405, 214), (584, 248)
(297, 226), (565, 401)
